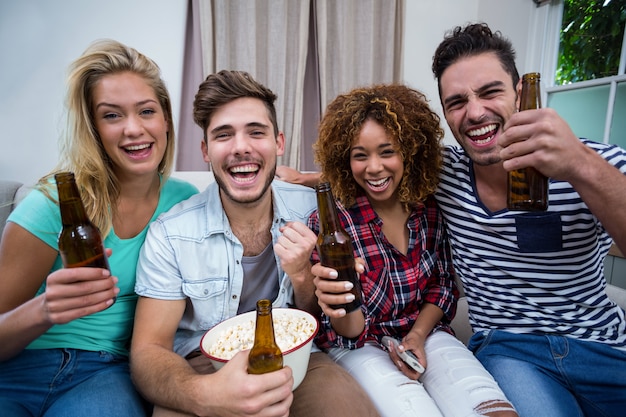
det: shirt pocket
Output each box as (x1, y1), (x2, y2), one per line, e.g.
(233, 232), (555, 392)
(514, 211), (562, 253)
(182, 277), (229, 328)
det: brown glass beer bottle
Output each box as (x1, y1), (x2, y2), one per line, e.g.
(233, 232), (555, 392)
(248, 299), (283, 374)
(55, 172), (110, 270)
(314, 182), (362, 313)
(507, 72), (549, 211)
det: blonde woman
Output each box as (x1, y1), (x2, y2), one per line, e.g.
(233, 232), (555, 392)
(0, 40), (197, 416)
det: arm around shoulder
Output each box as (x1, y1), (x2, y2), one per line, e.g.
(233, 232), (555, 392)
(275, 166), (321, 188)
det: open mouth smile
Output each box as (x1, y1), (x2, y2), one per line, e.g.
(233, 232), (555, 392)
(466, 123), (497, 145)
(229, 163), (259, 183)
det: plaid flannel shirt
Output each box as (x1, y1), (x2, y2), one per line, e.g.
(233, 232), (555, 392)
(309, 194), (458, 350)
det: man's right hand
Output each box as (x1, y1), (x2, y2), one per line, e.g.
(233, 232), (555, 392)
(200, 350), (294, 417)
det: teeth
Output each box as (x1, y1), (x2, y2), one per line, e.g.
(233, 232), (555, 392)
(125, 143), (151, 151)
(467, 124), (497, 137)
(230, 164), (258, 174)
(368, 178), (387, 186)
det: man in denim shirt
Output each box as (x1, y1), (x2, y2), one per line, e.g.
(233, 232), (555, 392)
(130, 70), (379, 417)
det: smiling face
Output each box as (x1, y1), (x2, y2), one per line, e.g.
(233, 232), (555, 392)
(92, 71), (168, 179)
(350, 119), (404, 209)
(440, 52), (518, 166)
(201, 97), (284, 206)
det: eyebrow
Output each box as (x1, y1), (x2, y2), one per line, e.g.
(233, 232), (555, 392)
(351, 142), (394, 152)
(95, 99), (158, 111)
(209, 121), (270, 135)
(443, 80), (507, 107)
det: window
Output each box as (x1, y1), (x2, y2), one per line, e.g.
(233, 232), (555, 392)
(543, 0), (626, 148)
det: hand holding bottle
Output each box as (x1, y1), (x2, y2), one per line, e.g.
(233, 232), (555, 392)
(43, 261), (119, 324)
(500, 106), (587, 182)
(198, 349), (293, 415)
(311, 258), (365, 318)
(314, 182), (363, 313)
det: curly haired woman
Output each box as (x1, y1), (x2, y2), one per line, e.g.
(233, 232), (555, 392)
(308, 84), (517, 417)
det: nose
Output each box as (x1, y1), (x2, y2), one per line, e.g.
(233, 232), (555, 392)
(465, 97), (486, 122)
(123, 114), (143, 137)
(366, 155), (384, 175)
(231, 132), (252, 154)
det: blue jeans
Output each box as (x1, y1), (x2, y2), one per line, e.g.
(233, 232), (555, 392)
(0, 348), (148, 417)
(468, 330), (626, 417)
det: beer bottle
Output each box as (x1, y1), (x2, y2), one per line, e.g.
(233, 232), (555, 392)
(248, 299), (283, 374)
(55, 172), (110, 270)
(507, 72), (549, 211)
(314, 182), (362, 313)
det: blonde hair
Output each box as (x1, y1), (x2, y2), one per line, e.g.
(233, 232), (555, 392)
(314, 84), (444, 210)
(39, 39), (175, 237)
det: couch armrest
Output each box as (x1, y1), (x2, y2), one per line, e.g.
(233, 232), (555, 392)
(607, 284), (626, 311)
(0, 180), (25, 238)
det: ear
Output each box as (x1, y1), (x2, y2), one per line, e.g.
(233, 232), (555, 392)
(201, 139), (210, 163)
(276, 131), (285, 157)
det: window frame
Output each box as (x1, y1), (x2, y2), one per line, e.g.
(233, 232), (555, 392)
(538, 0), (626, 145)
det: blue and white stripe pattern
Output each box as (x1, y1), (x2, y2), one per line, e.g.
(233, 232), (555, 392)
(436, 140), (626, 350)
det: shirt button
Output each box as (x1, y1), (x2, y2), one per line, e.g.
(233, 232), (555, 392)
(204, 289), (208, 295)
(232, 295), (237, 300)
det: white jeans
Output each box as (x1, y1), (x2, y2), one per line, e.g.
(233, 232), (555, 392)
(327, 331), (510, 417)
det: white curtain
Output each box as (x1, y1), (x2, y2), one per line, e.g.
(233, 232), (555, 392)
(315, 0), (404, 110)
(196, 0), (310, 168)
(176, 0), (404, 171)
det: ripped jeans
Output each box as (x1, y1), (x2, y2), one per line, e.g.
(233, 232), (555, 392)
(328, 331), (514, 417)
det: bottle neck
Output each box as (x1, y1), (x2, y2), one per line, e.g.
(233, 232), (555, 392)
(254, 299), (276, 340)
(519, 72), (541, 111)
(56, 173), (90, 227)
(315, 182), (341, 234)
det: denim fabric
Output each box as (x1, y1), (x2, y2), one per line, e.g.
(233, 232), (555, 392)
(135, 180), (317, 357)
(469, 330), (626, 417)
(0, 348), (147, 416)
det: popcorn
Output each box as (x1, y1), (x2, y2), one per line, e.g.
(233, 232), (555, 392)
(208, 312), (316, 360)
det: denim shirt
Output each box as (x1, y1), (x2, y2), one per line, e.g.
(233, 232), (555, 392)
(135, 180), (316, 357)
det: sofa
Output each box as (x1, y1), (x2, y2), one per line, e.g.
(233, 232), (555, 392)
(2, 173), (626, 345)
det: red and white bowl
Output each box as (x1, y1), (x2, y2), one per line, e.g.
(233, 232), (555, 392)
(200, 307), (318, 390)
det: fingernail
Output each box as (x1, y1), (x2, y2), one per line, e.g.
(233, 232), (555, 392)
(345, 294), (355, 302)
(329, 270), (338, 278)
(344, 282), (353, 290)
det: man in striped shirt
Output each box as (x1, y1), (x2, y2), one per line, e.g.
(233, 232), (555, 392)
(432, 23), (626, 417)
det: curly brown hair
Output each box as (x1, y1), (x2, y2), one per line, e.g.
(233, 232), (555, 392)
(314, 84), (444, 210)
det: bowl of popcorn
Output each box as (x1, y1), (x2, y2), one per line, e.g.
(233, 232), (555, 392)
(200, 307), (318, 390)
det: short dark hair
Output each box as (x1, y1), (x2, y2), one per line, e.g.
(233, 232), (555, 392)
(193, 70), (279, 139)
(432, 22), (519, 98)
